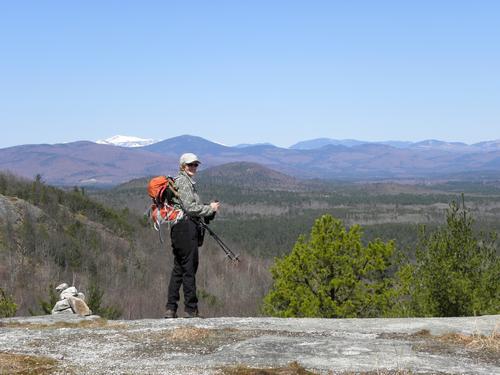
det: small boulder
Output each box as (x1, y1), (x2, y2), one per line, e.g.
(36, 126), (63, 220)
(60, 286), (78, 300)
(51, 299), (72, 314)
(67, 296), (92, 316)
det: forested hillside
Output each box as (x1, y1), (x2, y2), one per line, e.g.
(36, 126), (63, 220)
(0, 172), (270, 318)
(90, 163), (500, 258)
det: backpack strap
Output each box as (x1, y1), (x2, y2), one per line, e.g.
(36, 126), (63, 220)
(166, 178), (179, 198)
(152, 176), (179, 207)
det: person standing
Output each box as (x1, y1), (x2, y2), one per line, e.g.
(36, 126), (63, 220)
(165, 153), (220, 318)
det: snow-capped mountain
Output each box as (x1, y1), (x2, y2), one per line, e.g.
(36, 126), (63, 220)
(3, 135), (500, 186)
(96, 135), (158, 148)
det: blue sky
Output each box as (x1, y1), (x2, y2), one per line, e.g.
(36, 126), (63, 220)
(1, 1), (499, 148)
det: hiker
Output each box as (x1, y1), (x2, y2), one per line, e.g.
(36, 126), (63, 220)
(165, 153), (220, 318)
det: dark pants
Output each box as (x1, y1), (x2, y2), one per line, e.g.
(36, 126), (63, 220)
(166, 218), (199, 313)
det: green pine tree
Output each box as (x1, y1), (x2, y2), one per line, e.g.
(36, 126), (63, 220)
(86, 280), (122, 319)
(409, 196), (500, 316)
(262, 214), (397, 318)
(0, 288), (17, 318)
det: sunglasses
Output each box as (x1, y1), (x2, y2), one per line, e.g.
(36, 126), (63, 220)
(187, 162), (200, 167)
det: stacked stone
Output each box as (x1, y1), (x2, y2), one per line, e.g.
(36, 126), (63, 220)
(51, 283), (92, 316)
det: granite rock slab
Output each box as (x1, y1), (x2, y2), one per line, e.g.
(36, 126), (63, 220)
(0, 314), (498, 374)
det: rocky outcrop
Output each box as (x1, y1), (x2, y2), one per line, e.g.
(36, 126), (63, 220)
(51, 283), (92, 316)
(51, 299), (72, 314)
(0, 314), (498, 374)
(0, 194), (45, 225)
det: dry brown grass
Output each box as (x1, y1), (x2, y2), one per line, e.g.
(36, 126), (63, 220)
(438, 330), (500, 352)
(337, 371), (414, 375)
(409, 329), (432, 338)
(411, 326), (500, 353)
(166, 326), (213, 342)
(402, 326), (500, 365)
(0, 352), (60, 375)
(220, 364), (416, 375)
(220, 361), (319, 375)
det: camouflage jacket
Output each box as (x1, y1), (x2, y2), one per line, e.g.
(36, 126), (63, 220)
(173, 171), (214, 218)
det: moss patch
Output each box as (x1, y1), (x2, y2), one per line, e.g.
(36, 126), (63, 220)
(219, 361), (319, 375)
(219, 363), (418, 375)
(132, 327), (251, 356)
(166, 326), (213, 342)
(0, 352), (61, 375)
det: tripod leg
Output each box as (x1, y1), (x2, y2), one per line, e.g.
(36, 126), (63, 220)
(202, 223), (240, 261)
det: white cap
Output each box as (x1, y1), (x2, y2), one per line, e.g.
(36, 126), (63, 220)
(179, 153), (201, 166)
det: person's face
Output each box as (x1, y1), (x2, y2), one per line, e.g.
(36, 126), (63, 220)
(184, 162), (199, 176)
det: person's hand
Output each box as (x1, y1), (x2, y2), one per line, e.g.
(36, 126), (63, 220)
(210, 201), (220, 212)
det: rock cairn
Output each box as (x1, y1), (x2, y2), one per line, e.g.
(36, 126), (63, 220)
(51, 283), (92, 316)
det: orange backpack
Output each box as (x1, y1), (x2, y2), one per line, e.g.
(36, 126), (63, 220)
(146, 176), (184, 239)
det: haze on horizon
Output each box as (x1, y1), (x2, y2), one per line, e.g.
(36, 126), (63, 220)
(1, 1), (499, 149)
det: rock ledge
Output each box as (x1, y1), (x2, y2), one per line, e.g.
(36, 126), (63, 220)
(0, 314), (498, 374)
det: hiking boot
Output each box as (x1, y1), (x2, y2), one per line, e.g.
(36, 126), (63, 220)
(164, 309), (177, 319)
(184, 310), (199, 318)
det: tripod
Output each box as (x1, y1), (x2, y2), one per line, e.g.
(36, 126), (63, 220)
(200, 221), (240, 262)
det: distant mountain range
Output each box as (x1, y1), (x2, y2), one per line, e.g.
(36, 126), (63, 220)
(96, 135), (500, 151)
(289, 138), (500, 152)
(1, 135), (499, 186)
